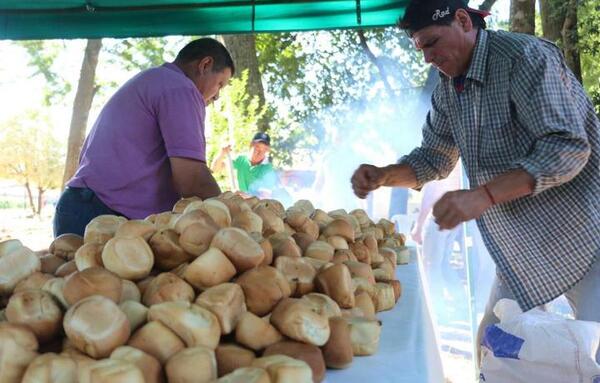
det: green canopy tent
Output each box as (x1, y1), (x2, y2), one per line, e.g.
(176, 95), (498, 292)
(0, 0), (408, 40)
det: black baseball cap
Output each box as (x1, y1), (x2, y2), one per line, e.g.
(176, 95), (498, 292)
(399, 0), (491, 36)
(251, 132), (270, 146)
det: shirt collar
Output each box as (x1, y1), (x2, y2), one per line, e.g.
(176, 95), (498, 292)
(464, 29), (489, 84)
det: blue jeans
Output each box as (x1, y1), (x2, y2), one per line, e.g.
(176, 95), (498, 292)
(53, 187), (123, 237)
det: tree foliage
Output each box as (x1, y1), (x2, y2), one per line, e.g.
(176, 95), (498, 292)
(579, 0), (600, 113)
(0, 111), (64, 214)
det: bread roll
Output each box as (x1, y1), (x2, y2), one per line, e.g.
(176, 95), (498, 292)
(327, 236), (349, 250)
(147, 301), (220, 349)
(63, 267), (123, 305)
(41, 277), (69, 309)
(50, 234), (84, 260)
(315, 263), (355, 309)
(300, 293), (341, 319)
(270, 298), (330, 346)
(195, 199), (232, 228)
(210, 228), (265, 272)
(73, 243), (104, 271)
(252, 354), (313, 383)
(63, 295), (130, 358)
(173, 208), (218, 234)
(349, 209), (372, 229)
(0, 245), (41, 294)
(166, 346), (217, 383)
(362, 233), (379, 262)
(118, 300), (148, 333)
(128, 320), (184, 364)
(170, 261), (188, 278)
(235, 311), (282, 351)
(6, 289), (63, 343)
(13, 272), (53, 293)
(236, 266), (291, 316)
(352, 277), (376, 301)
(21, 353), (78, 383)
(345, 316), (381, 356)
(217, 367), (270, 383)
(255, 235), (274, 266)
(136, 275), (155, 296)
(0, 323), (39, 382)
(115, 220), (157, 241)
(215, 343), (255, 377)
(232, 210), (263, 234)
(285, 212), (319, 240)
(343, 261), (375, 284)
(54, 260), (77, 277)
(274, 256), (316, 297)
(0, 238), (22, 257)
(179, 222), (218, 257)
(390, 279), (402, 302)
(269, 233), (302, 259)
(110, 346), (162, 383)
(183, 248), (236, 290)
(354, 292), (376, 320)
(196, 283), (246, 335)
(119, 279), (141, 303)
(216, 196), (245, 217)
(142, 272), (194, 306)
(253, 205), (284, 236)
(84, 215), (127, 245)
(255, 199), (285, 218)
(304, 241), (334, 262)
(373, 282), (396, 312)
(395, 245), (410, 264)
(40, 253), (66, 275)
(309, 209), (331, 229)
(291, 232), (315, 254)
(264, 340), (325, 383)
(172, 196), (202, 214)
(102, 236), (154, 280)
(78, 358), (144, 383)
(362, 226), (384, 241)
(291, 199), (315, 216)
(323, 219), (354, 242)
(303, 257), (331, 272)
(349, 241), (371, 264)
(321, 316), (353, 369)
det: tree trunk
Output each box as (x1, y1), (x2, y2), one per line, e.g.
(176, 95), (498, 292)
(562, 0), (582, 82)
(221, 34), (268, 132)
(539, 0), (566, 43)
(24, 181), (36, 216)
(479, 0), (499, 12)
(61, 39), (102, 189)
(357, 30), (396, 100)
(510, 0), (536, 35)
(37, 187), (44, 216)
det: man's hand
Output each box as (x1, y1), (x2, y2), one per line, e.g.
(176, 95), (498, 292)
(351, 164), (387, 199)
(432, 187), (493, 230)
(220, 144), (232, 155)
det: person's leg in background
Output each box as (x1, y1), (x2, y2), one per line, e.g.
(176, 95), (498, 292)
(53, 187), (121, 237)
(562, 250), (600, 361)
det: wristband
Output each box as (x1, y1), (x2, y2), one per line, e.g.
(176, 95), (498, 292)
(481, 184), (496, 205)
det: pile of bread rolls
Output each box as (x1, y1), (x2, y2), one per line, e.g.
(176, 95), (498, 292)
(0, 192), (409, 383)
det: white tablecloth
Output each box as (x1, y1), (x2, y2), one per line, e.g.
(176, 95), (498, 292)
(325, 250), (444, 383)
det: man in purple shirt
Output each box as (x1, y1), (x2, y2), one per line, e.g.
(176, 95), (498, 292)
(54, 38), (234, 237)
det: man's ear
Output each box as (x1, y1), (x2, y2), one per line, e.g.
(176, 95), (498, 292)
(197, 56), (214, 75)
(455, 9), (473, 32)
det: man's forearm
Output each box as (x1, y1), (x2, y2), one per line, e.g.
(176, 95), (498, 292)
(479, 169), (535, 205)
(210, 153), (227, 173)
(381, 164), (419, 189)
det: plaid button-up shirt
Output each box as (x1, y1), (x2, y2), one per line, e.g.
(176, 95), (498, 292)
(401, 29), (600, 311)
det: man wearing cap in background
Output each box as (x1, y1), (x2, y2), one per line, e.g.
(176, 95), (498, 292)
(54, 38), (234, 237)
(212, 132), (286, 200)
(351, 0), (600, 362)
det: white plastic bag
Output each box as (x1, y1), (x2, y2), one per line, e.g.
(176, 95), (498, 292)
(480, 299), (600, 383)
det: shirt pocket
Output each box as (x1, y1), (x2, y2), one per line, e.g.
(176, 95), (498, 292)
(478, 119), (517, 168)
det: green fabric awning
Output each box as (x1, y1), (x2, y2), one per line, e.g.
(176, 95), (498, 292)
(0, 0), (408, 40)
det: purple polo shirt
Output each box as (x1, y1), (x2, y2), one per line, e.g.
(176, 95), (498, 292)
(68, 63), (206, 219)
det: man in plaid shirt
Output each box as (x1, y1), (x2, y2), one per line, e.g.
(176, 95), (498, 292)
(351, 0), (600, 355)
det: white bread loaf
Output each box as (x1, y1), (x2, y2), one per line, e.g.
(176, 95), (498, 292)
(195, 283), (246, 334)
(235, 311), (282, 351)
(252, 354), (313, 383)
(315, 263), (355, 309)
(78, 358), (144, 383)
(6, 289), (63, 343)
(50, 234), (83, 260)
(142, 272), (194, 306)
(165, 346), (217, 383)
(0, 323), (39, 383)
(210, 228), (265, 272)
(110, 346), (162, 383)
(235, 266), (291, 316)
(101, 236), (154, 280)
(215, 343), (256, 377)
(63, 267), (122, 305)
(63, 295), (130, 358)
(217, 367), (270, 383)
(147, 301), (221, 349)
(270, 298), (330, 346)
(0, 245), (41, 294)
(321, 316), (353, 369)
(83, 215), (127, 245)
(21, 353), (78, 383)
(118, 300), (148, 333)
(127, 320), (185, 364)
(183, 248), (236, 290)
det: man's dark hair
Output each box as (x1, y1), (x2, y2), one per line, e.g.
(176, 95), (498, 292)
(399, 0), (487, 37)
(175, 38), (235, 75)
